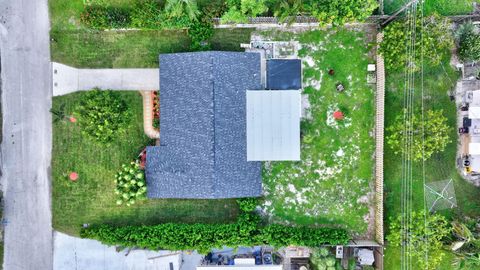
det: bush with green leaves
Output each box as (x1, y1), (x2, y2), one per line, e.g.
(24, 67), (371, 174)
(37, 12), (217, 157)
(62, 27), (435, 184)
(164, 0), (200, 22)
(305, 0), (377, 26)
(80, 5), (131, 29)
(130, 0), (163, 29)
(188, 21), (214, 51)
(80, 1), (193, 30)
(311, 247), (338, 270)
(81, 198), (350, 253)
(221, 0), (268, 23)
(273, 0), (303, 24)
(76, 89), (131, 144)
(386, 109), (451, 161)
(114, 161), (147, 207)
(380, 14), (453, 71)
(237, 197), (258, 212)
(456, 22), (480, 62)
(387, 211), (451, 270)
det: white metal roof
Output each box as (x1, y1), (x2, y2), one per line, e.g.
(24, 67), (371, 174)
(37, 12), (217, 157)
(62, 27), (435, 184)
(473, 90), (480, 106)
(469, 106), (480, 119)
(469, 142), (480, 155)
(197, 266), (283, 270)
(246, 90), (301, 161)
(471, 155), (480, 172)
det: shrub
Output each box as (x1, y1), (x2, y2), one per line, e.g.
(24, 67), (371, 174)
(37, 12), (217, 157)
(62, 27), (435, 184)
(80, 5), (131, 29)
(305, 0), (377, 25)
(261, 224), (350, 247)
(164, 0), (200, 22)
(81, 211), (350, 253)
(130, 0), (163, 29)
(76, 89), (131, 144)
(114, 161), (147, 206)
(220, 6), (249, 23)
(188, 21), (214, 51)
(386, 109), (451, 161)
(237, 197), (258, 212)
(380, 14), (453, 71)
(221, 0), (268, 23)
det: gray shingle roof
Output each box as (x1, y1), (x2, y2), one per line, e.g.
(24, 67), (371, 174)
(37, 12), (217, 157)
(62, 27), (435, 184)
(146, 51), (263, 199)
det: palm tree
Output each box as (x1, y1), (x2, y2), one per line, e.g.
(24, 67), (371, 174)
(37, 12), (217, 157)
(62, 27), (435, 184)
(164, 0), (200, 21)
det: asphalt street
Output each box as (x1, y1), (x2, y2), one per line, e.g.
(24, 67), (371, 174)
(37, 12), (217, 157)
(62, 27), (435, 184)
(0, 0), (53, 269)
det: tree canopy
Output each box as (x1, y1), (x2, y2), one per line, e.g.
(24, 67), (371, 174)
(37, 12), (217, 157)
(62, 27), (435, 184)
(380, 14), (454, 71)
(386, 109), (451, 161)
(387, 211), (451, 270)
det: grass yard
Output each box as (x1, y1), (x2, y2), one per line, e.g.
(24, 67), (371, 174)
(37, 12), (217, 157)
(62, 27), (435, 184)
(51, 28), (253, 68)
(383, 51), (480, 268)
(50, 0), (253, 237)
(259, 28), (376, 236)
(52, 92), (239, 236)
(383, 0), (474, 15)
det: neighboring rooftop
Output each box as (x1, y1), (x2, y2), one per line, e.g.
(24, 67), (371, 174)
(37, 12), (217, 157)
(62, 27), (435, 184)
(146, 51), (263, 199)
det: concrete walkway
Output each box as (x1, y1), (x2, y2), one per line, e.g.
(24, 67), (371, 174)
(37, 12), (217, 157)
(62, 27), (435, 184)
(0, 0), (53, 269)
(53, 232), (203, 270)
(52, 62), (159, 96)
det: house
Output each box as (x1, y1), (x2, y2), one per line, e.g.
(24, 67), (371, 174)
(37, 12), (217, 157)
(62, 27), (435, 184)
(146, 52), (301, 199)
(462, 90), (480, 172)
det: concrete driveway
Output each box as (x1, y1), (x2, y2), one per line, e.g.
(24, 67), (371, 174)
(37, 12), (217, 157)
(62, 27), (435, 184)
(53, 232), (201, 270)
(0, 0), (53, 269)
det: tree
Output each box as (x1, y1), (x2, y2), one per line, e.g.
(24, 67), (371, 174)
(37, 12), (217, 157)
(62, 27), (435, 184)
(274, 0), (303, 24)
(164, 0), (200, 21)
(456, 22), (480, 62)
(305, 0), (377, 25)
(387, 211), (451, 270)
(380, 14), (454, 71)
(240, 0), (268, 17)
(386, 109), (451, 161)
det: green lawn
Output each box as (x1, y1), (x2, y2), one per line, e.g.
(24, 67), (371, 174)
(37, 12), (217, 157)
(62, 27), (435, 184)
(51, 28), (253, 68)
(260, 28), (375, 235)
(383, 51), (480, 268)
(383, 0), (474, 15)
(50, 0), (254, 237)
(52, 92), (239, 236)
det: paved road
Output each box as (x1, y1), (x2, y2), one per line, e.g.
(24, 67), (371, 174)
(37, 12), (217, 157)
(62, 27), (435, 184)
(0, 0), (53, 269)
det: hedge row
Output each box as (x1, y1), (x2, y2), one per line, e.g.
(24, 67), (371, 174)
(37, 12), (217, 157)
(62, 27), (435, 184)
(81, 210), (350, 253)
(80, 2), (192, 30)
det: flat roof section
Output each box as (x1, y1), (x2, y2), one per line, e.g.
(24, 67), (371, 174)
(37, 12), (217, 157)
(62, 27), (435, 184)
(266, 59), (302, 90)
(246, 90), (301, 161)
